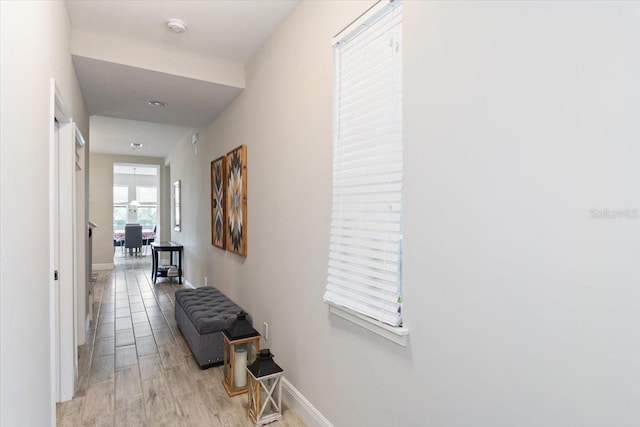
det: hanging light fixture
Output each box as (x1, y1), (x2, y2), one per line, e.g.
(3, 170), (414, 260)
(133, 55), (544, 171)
(128, 167), (140, 212)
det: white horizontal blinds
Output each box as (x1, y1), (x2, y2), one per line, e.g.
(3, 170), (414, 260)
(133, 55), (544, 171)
(137, 186), (157, 204)
(325, 1), (403, 327)
(113, 185), (128, 204)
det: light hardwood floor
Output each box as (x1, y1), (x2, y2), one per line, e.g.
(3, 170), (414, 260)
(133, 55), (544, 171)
(57, 252), (306, 427)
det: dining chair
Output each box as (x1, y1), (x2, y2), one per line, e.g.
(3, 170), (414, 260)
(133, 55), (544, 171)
(124, 224), (143, 257)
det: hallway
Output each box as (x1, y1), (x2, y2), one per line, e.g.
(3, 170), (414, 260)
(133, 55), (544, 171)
(56, 254), (305, 426)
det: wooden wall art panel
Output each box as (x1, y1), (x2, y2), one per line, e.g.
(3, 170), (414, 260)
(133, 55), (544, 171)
(211, 156), (226, 248)
(225, 145), (247, 256)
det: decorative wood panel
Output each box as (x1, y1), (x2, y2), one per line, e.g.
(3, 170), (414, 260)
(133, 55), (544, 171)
(225, 145), (247, 256)
(211, 156), (226, 248)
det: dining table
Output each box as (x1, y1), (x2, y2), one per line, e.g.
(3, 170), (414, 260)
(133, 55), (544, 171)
(113, 229), (156, 242)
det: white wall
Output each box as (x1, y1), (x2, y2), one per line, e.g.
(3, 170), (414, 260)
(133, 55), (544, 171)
(89, 153), (166, 265)
(163, 1), (640, 426)
(0, 1), (89, 425)
(403, 2), (640, 425)
(165, 132), (204, 283)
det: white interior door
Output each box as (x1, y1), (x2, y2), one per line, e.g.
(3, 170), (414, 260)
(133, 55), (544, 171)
(50, 119), (61, 405)
(50, 81), (77, 404)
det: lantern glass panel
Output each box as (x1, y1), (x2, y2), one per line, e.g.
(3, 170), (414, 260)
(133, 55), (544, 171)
(260, 376), (278, 416)
(248, 374), (258, 418)
(234, 343), (248, 388)
(248, 372), (283, 426)
(223, 335), (260, 396)
(224, 337), (231, 384)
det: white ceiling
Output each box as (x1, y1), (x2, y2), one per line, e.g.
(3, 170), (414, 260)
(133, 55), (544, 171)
(72, 56), (242, 128)
(90, 116), (193, 157)
(66, 0), (299, 157)
(67, 0), (298, 64)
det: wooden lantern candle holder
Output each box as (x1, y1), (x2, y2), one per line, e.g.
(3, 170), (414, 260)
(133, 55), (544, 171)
(222, 311), (260, 396)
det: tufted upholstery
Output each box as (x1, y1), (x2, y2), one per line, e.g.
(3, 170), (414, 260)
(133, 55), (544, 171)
(175, 286), (250, 336)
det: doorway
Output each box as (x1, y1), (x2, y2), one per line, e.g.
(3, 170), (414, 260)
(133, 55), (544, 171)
(112, 163), (160, 258)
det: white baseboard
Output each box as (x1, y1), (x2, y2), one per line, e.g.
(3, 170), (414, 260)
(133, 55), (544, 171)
(282, 377), (333, 427)
(92, 263), (114, 270)
(183, 278), (196, 289)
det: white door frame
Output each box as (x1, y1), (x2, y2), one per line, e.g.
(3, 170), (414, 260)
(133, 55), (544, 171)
(75, 127), (87, 346)
(49, 80), (77, 409)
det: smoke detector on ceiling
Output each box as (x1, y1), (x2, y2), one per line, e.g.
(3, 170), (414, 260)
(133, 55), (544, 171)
(131, 142), (143, 150)
(167, 19), (187, 34)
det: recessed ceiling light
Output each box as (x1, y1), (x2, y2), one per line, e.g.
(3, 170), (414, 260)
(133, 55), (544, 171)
(167, 18), (187, 34)
(131, 142), (143, 150)
(148, 100), (167, 107)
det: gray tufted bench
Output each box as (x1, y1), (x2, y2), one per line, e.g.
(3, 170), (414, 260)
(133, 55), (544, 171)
(174, 286), (252, 369)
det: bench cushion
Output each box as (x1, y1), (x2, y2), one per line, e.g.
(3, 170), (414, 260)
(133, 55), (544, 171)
(175, 286), (246, 335)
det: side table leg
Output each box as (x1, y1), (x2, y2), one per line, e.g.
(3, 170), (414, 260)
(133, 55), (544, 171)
(152, 249), (157, 284)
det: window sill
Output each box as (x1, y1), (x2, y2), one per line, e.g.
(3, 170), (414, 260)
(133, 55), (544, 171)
(327, 304), (408, 347)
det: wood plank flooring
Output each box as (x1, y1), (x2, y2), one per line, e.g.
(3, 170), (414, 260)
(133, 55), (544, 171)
(57, 253), (306, 427)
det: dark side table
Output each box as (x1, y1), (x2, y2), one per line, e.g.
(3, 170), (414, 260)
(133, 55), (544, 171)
(151, 241), (183, 284)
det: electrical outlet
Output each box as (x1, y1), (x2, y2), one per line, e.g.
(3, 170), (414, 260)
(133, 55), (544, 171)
(263, 322), (269, 341)
(204, 276), (208, 286)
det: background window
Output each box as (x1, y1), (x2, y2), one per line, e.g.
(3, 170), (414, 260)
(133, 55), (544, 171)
(136, 186), (157, 204)
(136, 186), (157, 227)
(113, 185), (128, 229)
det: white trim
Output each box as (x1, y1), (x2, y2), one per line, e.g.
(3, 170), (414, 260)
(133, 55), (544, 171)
(74, 123), (86, 347)
(58, 114), (76, 403)
(92, 263), (114, 270)
(74, 126), (85, 148)
(183, 278), (196, 289)
(49, 79), (59, 426)
(328, 304), (408, 347)
(54, 83), (72, 123)
(281, 378), (334, 427)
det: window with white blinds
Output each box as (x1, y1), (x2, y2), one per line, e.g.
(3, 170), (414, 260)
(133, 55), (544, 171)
(324, 0), (403, 328)
(113, 185), (129, 204)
